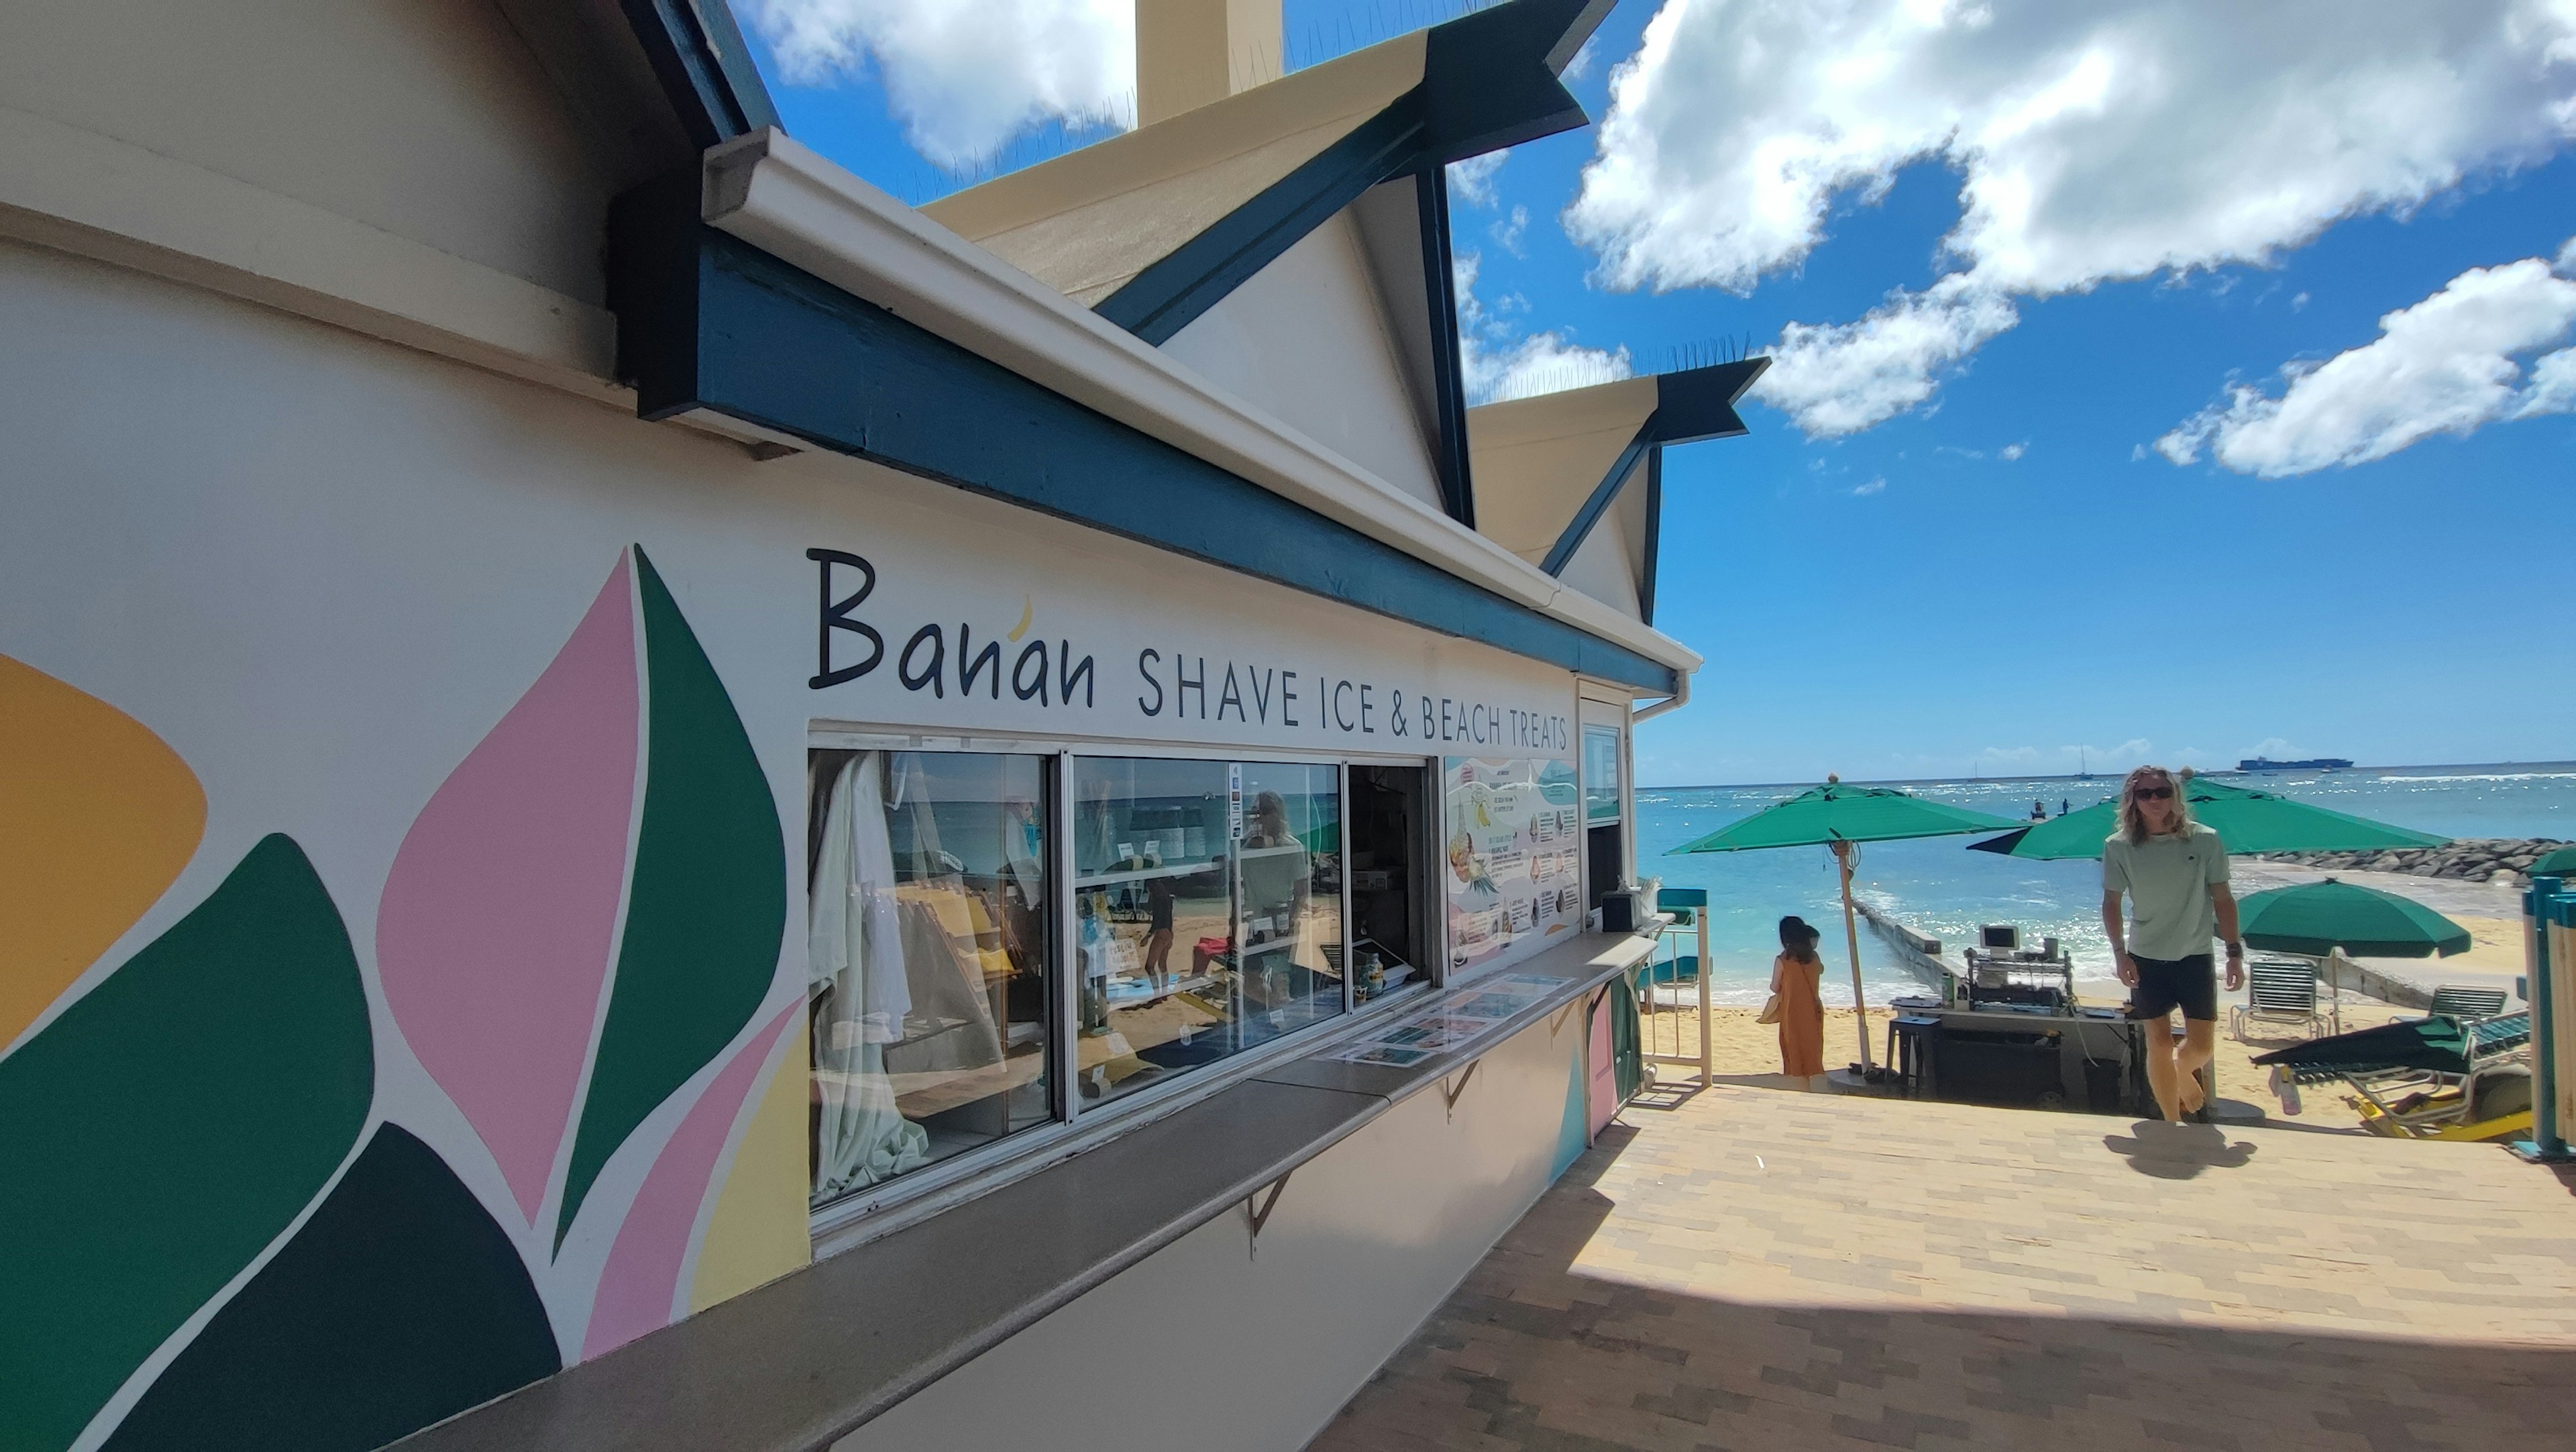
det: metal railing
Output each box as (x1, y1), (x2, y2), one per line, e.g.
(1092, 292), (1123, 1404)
(1638, 889), (1713, 1089)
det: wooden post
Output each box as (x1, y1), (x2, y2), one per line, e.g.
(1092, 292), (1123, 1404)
(1835, 839), (1873, 1071)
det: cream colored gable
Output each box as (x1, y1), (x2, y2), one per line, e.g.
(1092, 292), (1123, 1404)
(922, 33), (1423, 305)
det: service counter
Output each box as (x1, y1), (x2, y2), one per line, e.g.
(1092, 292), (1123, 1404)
(392, 927), (1666, 1452)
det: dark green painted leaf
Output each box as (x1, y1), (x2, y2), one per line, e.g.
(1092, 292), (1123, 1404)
(556, 548), (786, 1247)
(0, 835), (372, 1452)
(101, 1125), (560, 1452)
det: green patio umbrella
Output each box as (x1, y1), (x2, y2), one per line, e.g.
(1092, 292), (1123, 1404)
(1671, 778), (2020, 1071)
(1968, 776), (2446, 860)
(2236, 878), (2472, 958)
(2531, 845), (2576, 879)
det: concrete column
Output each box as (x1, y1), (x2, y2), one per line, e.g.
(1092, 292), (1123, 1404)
(1136, 0), (1283, 125)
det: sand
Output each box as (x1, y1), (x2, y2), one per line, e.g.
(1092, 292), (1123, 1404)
(1656, 998), (2430, 1133)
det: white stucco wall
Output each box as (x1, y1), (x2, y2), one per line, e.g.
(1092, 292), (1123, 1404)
(1160, 212), (1448, 515)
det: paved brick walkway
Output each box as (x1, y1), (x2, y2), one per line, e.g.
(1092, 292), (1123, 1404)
(1311, 1086), (2576, 1451)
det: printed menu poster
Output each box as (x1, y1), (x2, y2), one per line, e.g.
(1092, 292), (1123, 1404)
(1444, 756), (1578, 973)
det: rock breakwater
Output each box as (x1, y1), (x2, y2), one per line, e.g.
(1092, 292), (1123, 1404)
(2253, 837), (2568, 886)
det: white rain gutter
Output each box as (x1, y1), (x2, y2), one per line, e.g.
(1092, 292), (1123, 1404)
(1630, 670), (1689, 723)
(698, 129), (1703, 681)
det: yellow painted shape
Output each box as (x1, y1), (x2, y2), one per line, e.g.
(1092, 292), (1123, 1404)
(689, 1019), (814, 1312)
(0, 654), (205, 1045)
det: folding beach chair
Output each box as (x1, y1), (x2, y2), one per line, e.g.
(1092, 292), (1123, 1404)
(2230, 956), (2324, 1043)
(2425, 984), (2508, 1022)
(2255, 1013), (2534, 1141)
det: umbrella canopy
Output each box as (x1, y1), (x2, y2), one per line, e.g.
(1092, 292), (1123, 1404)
(2236, 878), (2471, 957)
(1968, 776), (2445, 860)
(2531, 845), (2576, 879)
(1672, 781), (2021, 853)
(2251, 1015), (2475, 1075)
(1668, 781), (2018, 1073)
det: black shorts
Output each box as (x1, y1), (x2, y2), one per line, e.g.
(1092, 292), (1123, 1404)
(2127, 953), (2216, 1023)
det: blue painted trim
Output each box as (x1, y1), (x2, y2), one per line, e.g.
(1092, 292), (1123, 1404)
(620, 0), (780, 148)
(1651, 358), (1769, 445)
(1418, 168), (1476, 527)
(1542, 416), (1656, 578)
(1099, 103), (1424, 345)
(606, 205), (1681, 693)
(1095, 0), (1608, 347)
(1638, 445), (1664, 627)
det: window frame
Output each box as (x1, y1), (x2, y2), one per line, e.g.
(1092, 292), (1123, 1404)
(804, 723), (1436, 1245)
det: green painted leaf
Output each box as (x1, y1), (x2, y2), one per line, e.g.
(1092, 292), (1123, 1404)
(100, 1125), (559, 1452)
(0, 835), (372, 1452)
(557, 548), (786, 1247)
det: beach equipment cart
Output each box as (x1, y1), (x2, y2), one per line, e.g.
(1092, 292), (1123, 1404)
(1670, 778), (2017, 1072)
(2253, 1013), (2534, 1142)
(1968, 776), (2445, 860)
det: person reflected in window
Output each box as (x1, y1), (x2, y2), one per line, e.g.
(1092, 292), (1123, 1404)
(1770, 916), (1827, 1089)
(1141, 872), (1175, 992)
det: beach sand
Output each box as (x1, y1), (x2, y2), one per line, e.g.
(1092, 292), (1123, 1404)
(1653, 866), (2537, 1131)
(1663, 998), (2433, 1133)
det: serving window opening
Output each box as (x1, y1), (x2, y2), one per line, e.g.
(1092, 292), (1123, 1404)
(1348, 763), (1431, 1002)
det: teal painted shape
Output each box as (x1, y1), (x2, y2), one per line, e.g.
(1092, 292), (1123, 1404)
(102, 1125), (559, 1452)
(1552, 1045), (1589, 1181)
(557, 548), (786, 1247)
(0, 835), (371, 1452)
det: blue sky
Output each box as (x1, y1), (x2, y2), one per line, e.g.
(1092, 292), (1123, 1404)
(739, 0), (2576, 786)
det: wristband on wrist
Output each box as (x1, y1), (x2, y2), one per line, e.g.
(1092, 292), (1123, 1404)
(2224, 941), (2243, 955)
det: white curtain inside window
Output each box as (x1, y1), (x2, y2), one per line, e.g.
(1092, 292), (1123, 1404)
(809, 751), (931, 1200)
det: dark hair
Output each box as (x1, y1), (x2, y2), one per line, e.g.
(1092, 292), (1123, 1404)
(1778, 915), (1821, 962)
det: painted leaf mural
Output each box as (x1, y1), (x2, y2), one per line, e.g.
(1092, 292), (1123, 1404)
(377, 554), (641, 1223)
(0, 833), (372, 1452)
(375, 546), (786, 1253)
(584, 1005), (798, 1358)
(101, 1125), (561, 1452)
(557, 548), (786, 1247)
(0, 653), (206, 1047)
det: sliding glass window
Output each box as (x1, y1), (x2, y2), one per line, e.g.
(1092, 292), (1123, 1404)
(1072, 757), (1343, 1105)
(808, 749), (1051, 1208)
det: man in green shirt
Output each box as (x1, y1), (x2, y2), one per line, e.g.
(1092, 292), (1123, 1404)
(2101, 766), (2243, 1124)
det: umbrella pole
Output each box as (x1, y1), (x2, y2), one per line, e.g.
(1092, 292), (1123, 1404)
(1836, 841), (1873, 1071)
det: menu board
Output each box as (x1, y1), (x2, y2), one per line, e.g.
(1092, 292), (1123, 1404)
(1444, 756), (1579, 974)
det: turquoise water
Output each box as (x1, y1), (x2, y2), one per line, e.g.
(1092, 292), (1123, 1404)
(1637, 764), (2576, 1006)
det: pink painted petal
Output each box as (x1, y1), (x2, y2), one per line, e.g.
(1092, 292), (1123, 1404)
(378, 555), (639, 1223)
(583, 1006), (796, 1359)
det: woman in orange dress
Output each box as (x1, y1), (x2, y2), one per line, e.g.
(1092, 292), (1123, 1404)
(1771, 915), (1827, 1086)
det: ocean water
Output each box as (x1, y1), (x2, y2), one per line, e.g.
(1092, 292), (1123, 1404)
(1636, 764), (2576, 1007)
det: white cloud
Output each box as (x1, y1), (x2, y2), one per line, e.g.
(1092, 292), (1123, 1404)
(1751, 275), (2018, 434)
(1490, 205), (1530, 256)
(747, 0), (1134, 170)
(2292, 291), (2312, 310)
(1446, 150), (1509, 208)
(1851, 476), (1886, 496)
(1455, 254), (1632, 405)
(2155, 250), (2576, 475)
(1998, 441), (2027, 460)
(1567, 0), (2576, 435)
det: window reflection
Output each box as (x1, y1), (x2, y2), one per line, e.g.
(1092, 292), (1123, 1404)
(1073, 758), (1342, 1104)
(808, 749), (1051, 1207)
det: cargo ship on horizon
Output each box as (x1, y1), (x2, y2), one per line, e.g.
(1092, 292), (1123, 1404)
(2239, 756), (2355, 772)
